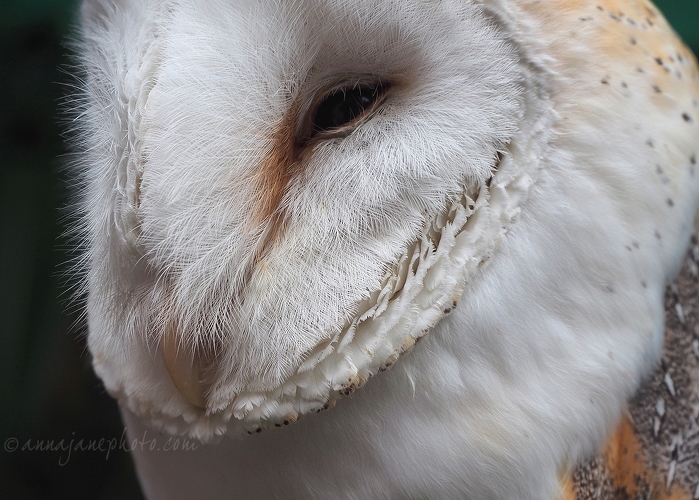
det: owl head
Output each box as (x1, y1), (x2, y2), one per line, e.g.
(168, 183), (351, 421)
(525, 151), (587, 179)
(72, 0), (536, 438)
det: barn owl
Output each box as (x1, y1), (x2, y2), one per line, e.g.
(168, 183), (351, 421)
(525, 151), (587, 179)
(70, 0), (699, 498)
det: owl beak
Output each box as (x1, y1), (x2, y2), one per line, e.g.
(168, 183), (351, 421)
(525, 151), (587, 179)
(161, 323), (207, 409)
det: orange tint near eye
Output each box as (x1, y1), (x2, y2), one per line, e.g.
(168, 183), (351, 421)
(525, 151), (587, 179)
(244, 101), (303, 275)
(253, 103), (299, 227)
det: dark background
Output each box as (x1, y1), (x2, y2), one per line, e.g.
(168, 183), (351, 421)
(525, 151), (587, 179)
(0, 1), (697, 499)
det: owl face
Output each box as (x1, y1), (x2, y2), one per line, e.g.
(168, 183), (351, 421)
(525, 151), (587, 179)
(70, 0), (699, 496)
(76, 0), (525, 436)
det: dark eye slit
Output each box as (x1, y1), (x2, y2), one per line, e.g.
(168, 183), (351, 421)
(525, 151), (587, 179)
(311, 84), (388, 136)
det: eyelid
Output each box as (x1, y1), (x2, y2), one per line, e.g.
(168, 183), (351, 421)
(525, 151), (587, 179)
(302, 81), (390, 141)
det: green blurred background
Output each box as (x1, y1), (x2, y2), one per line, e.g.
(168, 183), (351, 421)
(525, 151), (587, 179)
(0, 1), (697, 499)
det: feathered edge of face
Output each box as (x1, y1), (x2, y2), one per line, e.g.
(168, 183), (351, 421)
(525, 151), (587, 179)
(71, 0), (529, 439)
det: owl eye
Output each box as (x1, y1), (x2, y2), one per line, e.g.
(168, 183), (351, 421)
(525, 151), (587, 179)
(311, 84), (388, 137)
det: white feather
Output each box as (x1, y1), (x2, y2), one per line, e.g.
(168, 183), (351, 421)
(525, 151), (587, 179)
(69, 0), (699, 498)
